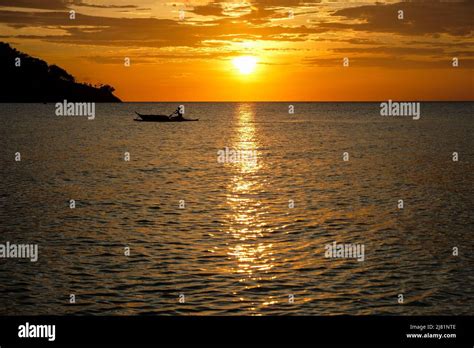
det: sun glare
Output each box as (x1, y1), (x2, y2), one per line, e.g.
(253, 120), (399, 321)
(232, 56), (257, 75)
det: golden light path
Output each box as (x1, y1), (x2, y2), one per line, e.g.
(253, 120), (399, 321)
(225, 104), (276, 311)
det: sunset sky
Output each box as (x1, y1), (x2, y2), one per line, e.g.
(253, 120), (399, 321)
(0, 0), (472, 101)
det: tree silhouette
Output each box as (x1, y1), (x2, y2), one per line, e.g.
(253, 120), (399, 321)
(0, 42), (121, 102)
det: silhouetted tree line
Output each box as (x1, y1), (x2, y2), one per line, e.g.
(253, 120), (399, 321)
(0, 42), (121, 102)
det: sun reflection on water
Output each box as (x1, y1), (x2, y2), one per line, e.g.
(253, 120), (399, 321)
(225, 104), (275, 284)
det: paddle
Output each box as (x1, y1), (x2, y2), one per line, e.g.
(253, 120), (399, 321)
(168, 109), (178, 117)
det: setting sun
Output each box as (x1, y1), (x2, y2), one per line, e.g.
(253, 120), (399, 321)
(232, 56), (257, 75)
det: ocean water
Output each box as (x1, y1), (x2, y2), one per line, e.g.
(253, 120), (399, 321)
(0, 102), (473, 315)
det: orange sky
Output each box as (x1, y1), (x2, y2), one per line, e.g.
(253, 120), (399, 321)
(0, 0), (472, 101)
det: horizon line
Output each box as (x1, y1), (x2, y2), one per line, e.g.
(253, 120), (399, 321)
(119, 100), (474, 103)
(1, 100), (473, 104)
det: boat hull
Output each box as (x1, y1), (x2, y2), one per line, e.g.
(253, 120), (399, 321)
(135, 112), (198, 122)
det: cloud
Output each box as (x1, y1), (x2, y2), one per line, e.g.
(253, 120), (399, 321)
(0, 9), (323, 48)
(0, 0), (68, 10)
(83, 51), (240, 64)
(0, 0), (140, 10)
(189, 0), (304, 23)
(192, 3), (225, 17)
(304, 56), (474, 69)
(70, 1), (139, 9)
(329, 1), (473, 36)
(332, 46), (444, 56)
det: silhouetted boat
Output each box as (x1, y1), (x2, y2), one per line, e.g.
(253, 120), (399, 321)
(134, 112), (198, 122)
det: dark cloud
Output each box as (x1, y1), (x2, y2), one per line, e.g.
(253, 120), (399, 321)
(0, 0), (68, 10)
(190, 0), (304, 22)
(337, 38), (382, 45)
(117, 8), (151, 13)
(0, 0), (139, 10)
(192, 3), (224, 17)
(329, 1), (473, 36)
(0, 9), (323, 48)
(332, 46), (444, 56)
(253, 0), (305, 7)
(70, 1), (139, 9)
(83, 51), (240, 64)
(304, 56), (474, 69)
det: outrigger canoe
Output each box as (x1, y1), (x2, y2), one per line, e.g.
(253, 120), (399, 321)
(134, 112), (199, 122)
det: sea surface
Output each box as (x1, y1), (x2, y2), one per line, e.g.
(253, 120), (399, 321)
(0, 102), (473, 315)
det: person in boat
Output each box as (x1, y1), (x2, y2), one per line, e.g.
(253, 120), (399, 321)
(169, 107), (184, 120)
